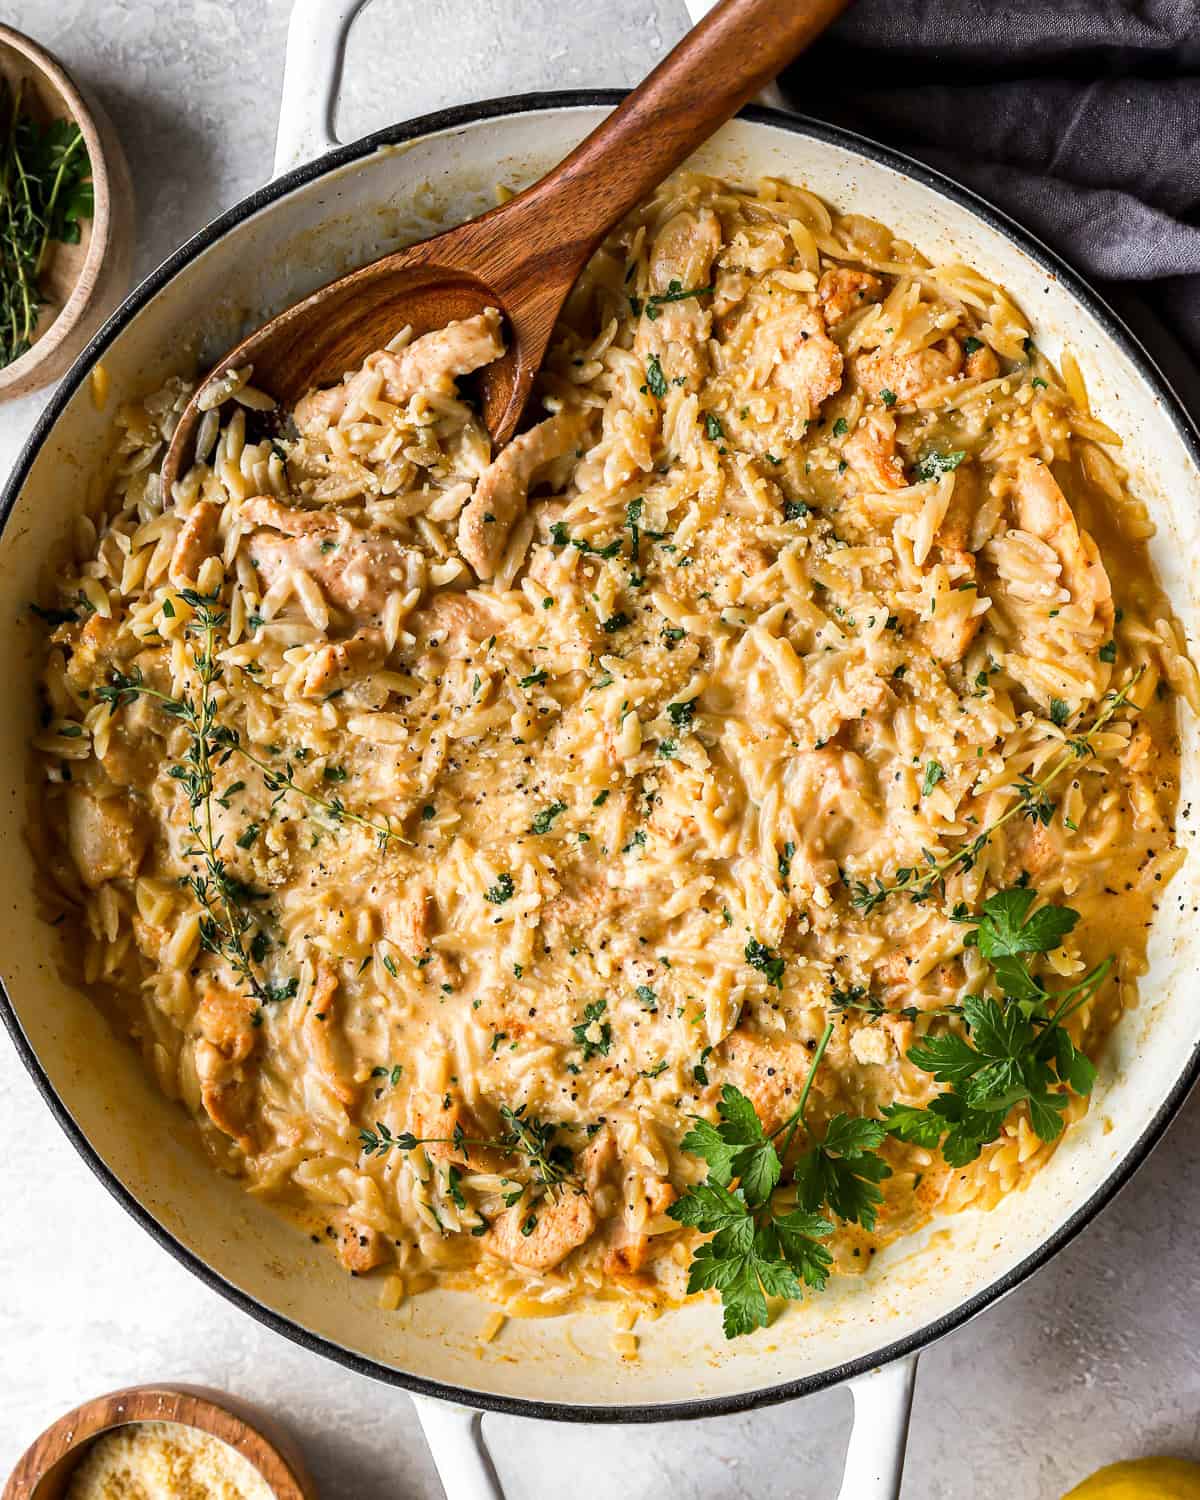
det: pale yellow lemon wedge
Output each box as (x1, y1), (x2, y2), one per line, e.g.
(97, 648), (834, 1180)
(1064, 1458), (1200, 1499)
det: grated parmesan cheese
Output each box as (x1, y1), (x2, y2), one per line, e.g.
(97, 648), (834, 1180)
(66, 1421), (273, 1500)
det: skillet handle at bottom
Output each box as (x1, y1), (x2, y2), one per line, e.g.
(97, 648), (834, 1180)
(836, 1355), (919, 1500)
(412, 1395), (506, 1500)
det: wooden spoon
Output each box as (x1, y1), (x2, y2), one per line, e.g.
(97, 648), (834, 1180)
(161, 0), (849, 493)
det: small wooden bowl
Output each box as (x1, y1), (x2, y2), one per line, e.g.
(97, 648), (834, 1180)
(1, 1385), (319, 1500)
(0, 25), (134, 401)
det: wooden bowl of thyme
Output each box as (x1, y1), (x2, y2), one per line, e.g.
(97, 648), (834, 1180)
(0, 25), (133, 401)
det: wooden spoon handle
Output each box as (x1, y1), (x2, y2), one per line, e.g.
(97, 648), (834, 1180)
(499, 0), (849, 270)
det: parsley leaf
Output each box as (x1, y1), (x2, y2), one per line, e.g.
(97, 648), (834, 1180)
(646, 354), (668, 399)
(962, 886), (1078, 1000)
(670, 1083), (835, 1338)
(744, 938), (785, 989)
(793, 1114), (891, 1230)
(530, 801), (567, 835)
(912, 449), (966, 483)
(572, 999), (612, 1060)
(484, 872), (515, 905)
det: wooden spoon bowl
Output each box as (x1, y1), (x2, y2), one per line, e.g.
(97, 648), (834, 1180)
(1, 1385), (318, 1500)
(0, 25), (134, 401)
(161, 0), (849, 492)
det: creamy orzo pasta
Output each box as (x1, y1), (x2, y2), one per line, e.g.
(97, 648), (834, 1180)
(32, 171), (1197, 1332)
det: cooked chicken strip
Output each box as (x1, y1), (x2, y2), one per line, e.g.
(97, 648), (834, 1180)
(293, 309), (505, 433)
(457, 409), (588, 579)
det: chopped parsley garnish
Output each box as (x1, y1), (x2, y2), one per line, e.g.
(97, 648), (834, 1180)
(519, 668), (548, 688)
(646, 354), (668, 399)
(572, 999), (612, 1060)
(880, 388), (897, 408)
(1099, 640), (1117, 663)
(912, 449), (966, 483)
(744, 938), (785, 989)
(636, 984), (658, 1011)
(704, 411), (724, 442)
(530, 802), (567, 835)
(921, 761), (945, 796)
(666, 699), (696, 729)
(832, 417), (849, 437)
(1050, 698), (1070, 728)
(783, 499), (810, 522)
(484, 873), (515, 905)
(644, 279), (713, 321)
(601, 612), (632, 634)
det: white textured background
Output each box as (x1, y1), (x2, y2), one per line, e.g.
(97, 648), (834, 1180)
(3, 3), (1200, 1497)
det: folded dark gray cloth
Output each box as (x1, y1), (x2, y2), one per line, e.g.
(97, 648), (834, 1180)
(781, 0), (1200, 408)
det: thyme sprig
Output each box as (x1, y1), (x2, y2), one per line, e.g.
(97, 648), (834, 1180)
(358, 1104), (577, 1194)
(849, 669), (1144, 915)
(233, 741), (403, 851)
(97, 598), (405, 852)
(0, 78), (94, 368)
(94, 588), (405, 999)
(96, 591), (272, 1000)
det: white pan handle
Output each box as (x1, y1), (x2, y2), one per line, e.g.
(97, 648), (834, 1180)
(272, 0), (788, 184)
(412, 1396), (506, 1500)
(836, 1355), (918, 1500)
(274, 0), (374, 178)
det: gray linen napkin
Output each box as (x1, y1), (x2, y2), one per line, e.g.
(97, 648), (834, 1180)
(781, 0), (1200, 407)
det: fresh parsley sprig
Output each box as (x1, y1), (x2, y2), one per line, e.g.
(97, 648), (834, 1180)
(669, 1021), (891, 1338)
(883, 888), (1104, 1163)
(668, 1083), (835, 1338)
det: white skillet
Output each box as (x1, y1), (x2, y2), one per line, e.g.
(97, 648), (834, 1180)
(1, 2), (1198, 1495)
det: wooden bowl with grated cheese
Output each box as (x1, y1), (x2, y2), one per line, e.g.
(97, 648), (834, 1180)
(1, 1385), (317, 1500)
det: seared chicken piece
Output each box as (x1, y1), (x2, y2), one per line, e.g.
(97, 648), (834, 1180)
(293, 309), (505, 433)
(457, 409), (588, 580)
(634, 208), (722, 391)
(66, 786), (149, 888)
(485, 1190), (596, 1272)
(755, 304), (843, 417)
(817, 267), (883, 326)
(855, 337), (964, 406)
(243, 496), (422, 622)
(169, 501), (223, 586)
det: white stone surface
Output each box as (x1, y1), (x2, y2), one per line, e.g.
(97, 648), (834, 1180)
(3, 3), (1200, 1496)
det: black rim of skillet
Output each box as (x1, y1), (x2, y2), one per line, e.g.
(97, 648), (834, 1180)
(2, 90), (1200, 1425)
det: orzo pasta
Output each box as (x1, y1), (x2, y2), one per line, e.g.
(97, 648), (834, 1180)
(31, 171), (1196, 1330)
